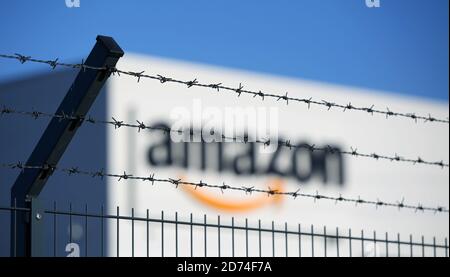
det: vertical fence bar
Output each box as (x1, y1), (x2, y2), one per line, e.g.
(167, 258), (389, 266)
(245, 218), (249, 257)
(336, 227), (339, 257)
(433, 237), (436, 257)
(70, 203), (73, 245)
(349, 228), (352, 257)
(285, 223), (288, 257)
(323, 226), (327, 257)
(272, 221), (275, 257)
(52, 201), (56, 257)
(13, 198), (17, 257)
(311, 225), (314, 257)
(190, 213), (193, 257)
(445, 238), (448, 257)
(8, 202), (16, 256)
(385, 232), (389, 257)
(116, 206), (119, 257)
(146, 209), (149, 258)
(231, 217), (235, 257)
(85, 204), (88, 257)
(175, 212), (178, 258)
(101, 205), (104, 257)
(299, 224), (302, 257)
(131, 208), (134, 257)
(204, 214), (207, 257)
(217, 215), (221, 258)
(361, 230), (364, 257)
(373, 231), (377, 257)
(258, 220), (262, 258)
(421, 236), (425, 257)
(397, 233), (401, 257)
(161, 211), (164, 257)
(409, 234), (413, 257)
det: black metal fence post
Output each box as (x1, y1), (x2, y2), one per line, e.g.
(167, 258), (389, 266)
(10, 35), (124, 257)
(30, 199), (45, 257)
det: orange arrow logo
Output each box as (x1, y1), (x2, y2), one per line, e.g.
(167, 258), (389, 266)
(179, 176), (285, 213)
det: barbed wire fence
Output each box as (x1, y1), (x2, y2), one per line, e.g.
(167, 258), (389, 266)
(0, 50), (449, 257)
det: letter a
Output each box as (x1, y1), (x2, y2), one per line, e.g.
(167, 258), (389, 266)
(365, 0), (380, 8)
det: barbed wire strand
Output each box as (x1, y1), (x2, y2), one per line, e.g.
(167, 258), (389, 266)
(1, 105), (448, 169)
(1, 53), (448, 125)
(1, 161), (448, 214)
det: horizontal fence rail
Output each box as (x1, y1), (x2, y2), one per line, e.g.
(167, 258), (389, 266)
(1, 163), (448, 214)
(0, 204), (448, 257)
(1, 53), (449, 125)
(1, 106), (448, 169)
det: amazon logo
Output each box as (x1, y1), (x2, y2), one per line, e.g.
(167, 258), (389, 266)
(147, 122), (345, 212)
(179, 176), (285, 212)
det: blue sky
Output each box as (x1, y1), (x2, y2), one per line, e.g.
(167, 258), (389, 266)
(0, 0), (448, 101)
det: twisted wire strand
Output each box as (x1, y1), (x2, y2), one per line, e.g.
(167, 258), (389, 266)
(1, 53), (448, 124)
(1, 105), (448, 168)
(1, 161), (448, 214)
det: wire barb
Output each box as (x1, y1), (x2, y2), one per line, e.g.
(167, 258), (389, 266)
(186, 78), (198, 88)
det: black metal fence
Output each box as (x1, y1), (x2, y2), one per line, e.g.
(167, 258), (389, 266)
(0, 36), (448, 258)
(1, 203), (448, 257)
